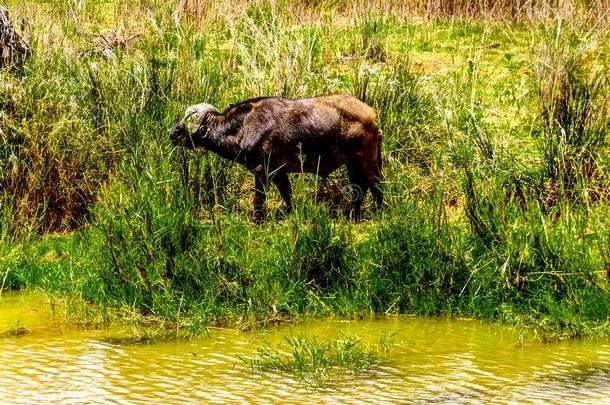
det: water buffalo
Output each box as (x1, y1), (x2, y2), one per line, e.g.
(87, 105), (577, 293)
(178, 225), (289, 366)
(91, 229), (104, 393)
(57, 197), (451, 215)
(169, 95), (382, 222)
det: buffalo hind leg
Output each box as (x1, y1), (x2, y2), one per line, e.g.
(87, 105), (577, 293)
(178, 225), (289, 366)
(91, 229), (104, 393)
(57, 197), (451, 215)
(347, 158), (384, 220)
(369, 166), (383, 212)
(272, 171), (292, 219)
(347, 164), (369, 221)
(370, 181), (383, 213)
(369, 141), (383, 213)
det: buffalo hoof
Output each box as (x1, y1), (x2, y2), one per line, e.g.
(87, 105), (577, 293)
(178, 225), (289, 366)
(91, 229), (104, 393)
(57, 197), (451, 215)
(251, 210), (266, 225)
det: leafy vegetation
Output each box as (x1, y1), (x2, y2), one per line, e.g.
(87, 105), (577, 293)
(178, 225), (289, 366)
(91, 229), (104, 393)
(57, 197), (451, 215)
(1, 0), (609, 339)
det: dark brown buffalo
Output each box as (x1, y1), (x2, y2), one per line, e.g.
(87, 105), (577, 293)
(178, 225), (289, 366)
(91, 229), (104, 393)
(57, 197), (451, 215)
(169, 95), (382, 222)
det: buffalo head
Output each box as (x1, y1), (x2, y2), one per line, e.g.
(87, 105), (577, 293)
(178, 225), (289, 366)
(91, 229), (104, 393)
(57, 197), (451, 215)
(169, 103), (220, 147)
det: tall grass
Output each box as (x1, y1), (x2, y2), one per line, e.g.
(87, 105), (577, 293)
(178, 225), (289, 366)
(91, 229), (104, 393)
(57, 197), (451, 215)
(169, 0), (609, 24)
(536, 57), (610, 204)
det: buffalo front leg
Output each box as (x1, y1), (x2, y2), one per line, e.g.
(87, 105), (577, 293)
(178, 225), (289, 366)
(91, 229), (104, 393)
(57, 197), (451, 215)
(349, 182), (368, 220)
(252, 174), (268, 224)
(272, 171), (292, 218)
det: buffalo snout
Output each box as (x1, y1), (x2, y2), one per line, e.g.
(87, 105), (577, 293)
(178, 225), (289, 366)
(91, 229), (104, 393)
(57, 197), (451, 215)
(169, 122), (189, 146)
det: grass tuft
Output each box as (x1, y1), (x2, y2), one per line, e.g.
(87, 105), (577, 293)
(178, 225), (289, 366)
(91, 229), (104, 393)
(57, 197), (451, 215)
(237, 333), (390, 383)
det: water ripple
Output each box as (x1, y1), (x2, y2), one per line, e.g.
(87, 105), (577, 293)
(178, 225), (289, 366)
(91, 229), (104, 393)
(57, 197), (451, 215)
(1, 302), (610, 404)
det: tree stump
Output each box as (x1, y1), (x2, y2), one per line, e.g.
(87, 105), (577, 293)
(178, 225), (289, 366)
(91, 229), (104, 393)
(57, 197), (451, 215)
(0, 7), (30, 69)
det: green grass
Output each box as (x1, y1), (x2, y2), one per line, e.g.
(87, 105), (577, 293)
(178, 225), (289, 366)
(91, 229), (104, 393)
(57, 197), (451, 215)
(1, 0), (610, 340)
(237, 333), (392, 383)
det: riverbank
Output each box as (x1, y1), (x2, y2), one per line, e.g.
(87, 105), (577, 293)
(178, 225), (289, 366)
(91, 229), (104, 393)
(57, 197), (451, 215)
(1, 0), (609, 340)
(3, 201), (610, 340)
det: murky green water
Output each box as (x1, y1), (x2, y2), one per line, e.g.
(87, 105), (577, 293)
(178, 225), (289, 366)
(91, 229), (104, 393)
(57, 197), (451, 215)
(1, 291), (609, 403)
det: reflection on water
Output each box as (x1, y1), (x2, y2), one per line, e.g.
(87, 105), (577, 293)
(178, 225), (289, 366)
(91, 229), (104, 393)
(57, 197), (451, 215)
(1, 291), (609, 404)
